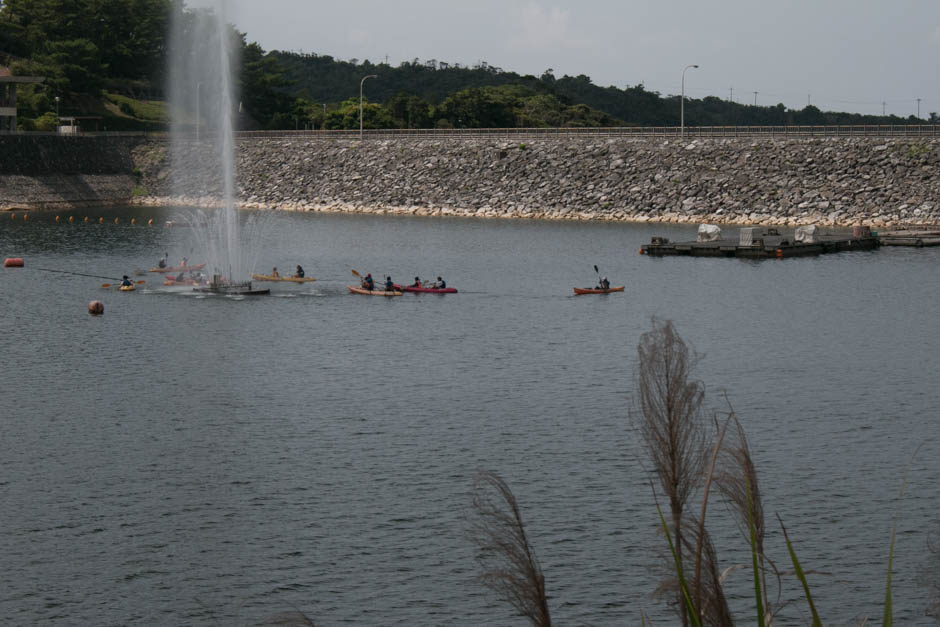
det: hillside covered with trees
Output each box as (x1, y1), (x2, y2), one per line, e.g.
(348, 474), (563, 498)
(0, 0), (931, 131)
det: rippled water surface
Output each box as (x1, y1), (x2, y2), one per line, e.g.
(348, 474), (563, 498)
(1, 208), (938, 625)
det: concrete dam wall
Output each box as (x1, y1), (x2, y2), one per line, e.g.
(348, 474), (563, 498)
(0, 134), (141, 210)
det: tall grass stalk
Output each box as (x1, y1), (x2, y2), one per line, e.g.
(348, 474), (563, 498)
(777, 514), (821, 627)
(656, 501), (702, 627)
(747, 481), (765, 627)
(883, 443), (923, 627)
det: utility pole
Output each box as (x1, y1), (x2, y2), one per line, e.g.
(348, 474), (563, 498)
(807, 94), (811, 107)
(729, 87), (733, 102)
(753, 91), (758, 106)
(916, 98), (921, 119)
(883, 101), (886, 116)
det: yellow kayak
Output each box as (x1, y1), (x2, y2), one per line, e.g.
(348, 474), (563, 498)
(251, 274), (317, 283)
(119, 284), (137, 292)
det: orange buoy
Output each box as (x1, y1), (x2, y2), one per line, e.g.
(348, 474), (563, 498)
(131, 218), (136, 225)
(83, 216), (89, 223)
(23, 213), (28, 221)
(99, 217), (104, 224)
(775, 248), (783, 259)
(56, 216), (60, 222)
(4, 257), (25, 267)
(114, 217), (119, 224)
(10, 213), (15, 220)
(147, 218), (153, 225)
(88, 300), (104, 315)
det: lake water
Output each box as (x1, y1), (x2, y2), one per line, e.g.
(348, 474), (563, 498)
(1, 208), (938, 625)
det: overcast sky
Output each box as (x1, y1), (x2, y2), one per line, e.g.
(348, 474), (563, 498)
(189, 0), (940, 118)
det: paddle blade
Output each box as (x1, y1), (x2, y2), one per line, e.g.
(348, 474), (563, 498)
(351, 269), (361, 277)
(136, 280), (146, 284)
(594, 265), (599, 273)
(101, 283), (112, 288)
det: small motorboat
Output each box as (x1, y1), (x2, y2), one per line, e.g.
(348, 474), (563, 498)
(348, 285), (402, 296)
(573, 286), (625, 295)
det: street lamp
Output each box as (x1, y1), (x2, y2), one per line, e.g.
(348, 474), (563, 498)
(680, 64), (698, 138)
(54, 96), (59, 131)
(360, 74), (377, 140)
(195, 82), (202, 141)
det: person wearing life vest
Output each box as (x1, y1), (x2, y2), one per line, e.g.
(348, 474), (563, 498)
(361, 273), (375, 290)
(121, 275), (133, 287)
(158, 252), (168, 269)
(599, 276), (610, 290)
(433, 276), (446, 289)
(409, 276), (422, 288)
(295, 265), (305, 278)
(384, 276), (395, 291)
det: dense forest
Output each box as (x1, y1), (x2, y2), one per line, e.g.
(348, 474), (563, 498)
(0, 0), (933, 131)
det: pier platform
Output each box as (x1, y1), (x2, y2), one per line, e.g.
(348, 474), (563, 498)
(876, 228), (940, 247)
(639, 226), (880, 259)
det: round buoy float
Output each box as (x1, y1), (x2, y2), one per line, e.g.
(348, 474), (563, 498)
(83, 216), (89, 223)
(99, 217), (104, 224)
(10, 213), (15, 220)
(148, 218), (153, 225)
(88, 300), (104, 315)
(23, 213), (28, 221)
(4, 257), (25, 267)
(55, 215), (60, 223)
(114, 217), (119, 224)
(131, 218), (136, 225)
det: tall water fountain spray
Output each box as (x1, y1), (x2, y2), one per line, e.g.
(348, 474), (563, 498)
(167, 1), (255, 286)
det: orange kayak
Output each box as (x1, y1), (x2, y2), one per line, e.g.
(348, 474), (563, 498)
(573, 286), (625, 295)
(348, 285), (402, 296)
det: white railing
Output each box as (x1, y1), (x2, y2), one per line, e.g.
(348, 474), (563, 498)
(3, 125), (938, 140)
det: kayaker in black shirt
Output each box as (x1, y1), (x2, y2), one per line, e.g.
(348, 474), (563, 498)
(385, 276), (395, 291)
(121, 275), (133, 287)
(295, 265), (305, 278)
(598, 276), (610, 290)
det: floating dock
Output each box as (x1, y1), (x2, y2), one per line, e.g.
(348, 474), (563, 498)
(640, 226), (880, 259)
(876, 228), (940, 247)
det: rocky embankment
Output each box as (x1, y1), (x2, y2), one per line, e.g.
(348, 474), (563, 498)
(131, 136), (940, 227)
(4, 134), (938, 226)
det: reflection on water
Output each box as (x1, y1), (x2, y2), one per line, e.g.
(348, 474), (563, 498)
(1, 208), (938, 625)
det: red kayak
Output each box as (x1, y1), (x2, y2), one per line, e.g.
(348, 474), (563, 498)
(150, 263), (206, 273)
(394, 284), (457, 294)
(573, 286), (625, 295)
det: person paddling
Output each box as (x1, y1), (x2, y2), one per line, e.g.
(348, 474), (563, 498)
(295, 265), (305, 278)
(361, 273), (375, 291)
(272, 266), (279, 277)
(121, 275), (133, 287)
(384, 276), (395, 292)
(409, 276), (422, 288)
(433, 276), (446, 289)
(158, 252), (168, 269)
(598, 276), (610, 290)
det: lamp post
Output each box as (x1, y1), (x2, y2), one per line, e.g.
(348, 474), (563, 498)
(680, 64), (698, 138)
(195, 82), (202, 141)
(54, 96), (59, 131)
(359, 74), (377, 139)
